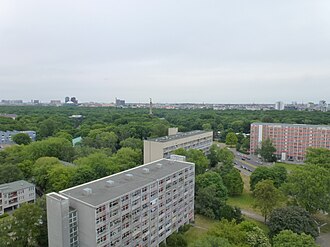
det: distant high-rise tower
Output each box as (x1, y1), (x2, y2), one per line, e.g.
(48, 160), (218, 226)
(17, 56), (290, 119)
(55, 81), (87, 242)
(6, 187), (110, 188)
(70, 97), (78, 104)
(115, 98), (125, 107)
(275, 101), (284, 110)
(319, 100), (328, 112)
(149, 98), (153, 115)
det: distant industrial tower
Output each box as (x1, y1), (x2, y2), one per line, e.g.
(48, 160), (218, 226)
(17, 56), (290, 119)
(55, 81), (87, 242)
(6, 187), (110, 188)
(149, 98), (153, 115)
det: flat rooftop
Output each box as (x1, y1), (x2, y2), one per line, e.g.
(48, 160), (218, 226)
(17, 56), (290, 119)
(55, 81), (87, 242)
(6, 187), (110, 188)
(147, 130), (212, 143)
(60, 159), (194, 207)
(0, 180), (34, 193)
(252, 122), (330, 129)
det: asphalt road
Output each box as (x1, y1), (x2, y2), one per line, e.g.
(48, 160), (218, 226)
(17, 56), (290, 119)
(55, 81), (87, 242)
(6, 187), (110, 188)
(231, 148), (271, 175)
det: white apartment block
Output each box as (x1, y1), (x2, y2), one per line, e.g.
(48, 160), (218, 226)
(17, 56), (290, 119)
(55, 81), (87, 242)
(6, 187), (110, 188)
(47, 158), (195, 247)
(0, 180), (36, 215)
(0, 130), (36, 145)
(144, 128), (213, 163)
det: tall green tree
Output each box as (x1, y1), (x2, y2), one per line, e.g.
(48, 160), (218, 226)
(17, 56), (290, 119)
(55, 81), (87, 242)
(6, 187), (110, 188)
(226, 132), (238, 146)
(258, 139), (276, 162)
(223, 168), (243, 196)
(195, 172), (228, 219)
(208, 144), (220, 167)
(250, 166), (287, 191)
(283, 165), (330, 213)
(11, 203), (43, 247)
(12, 133), (32, 145)
(268, 206), (318, 238)
(253, 179), (283, 222)
(173, 148), (209, 175)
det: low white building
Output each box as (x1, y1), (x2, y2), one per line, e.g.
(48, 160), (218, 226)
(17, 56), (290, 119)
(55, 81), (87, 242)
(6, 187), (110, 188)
(144, 128), (213, 163)
(0, 180), (36, 215)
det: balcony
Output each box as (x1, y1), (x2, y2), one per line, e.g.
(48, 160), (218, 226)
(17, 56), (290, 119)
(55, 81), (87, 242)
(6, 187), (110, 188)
(8, 198), (18, 205)
(8, 192), (17, 199)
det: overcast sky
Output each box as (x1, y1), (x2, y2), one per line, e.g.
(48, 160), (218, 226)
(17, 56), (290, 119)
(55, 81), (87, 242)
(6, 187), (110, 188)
(1, 1), (330, 103)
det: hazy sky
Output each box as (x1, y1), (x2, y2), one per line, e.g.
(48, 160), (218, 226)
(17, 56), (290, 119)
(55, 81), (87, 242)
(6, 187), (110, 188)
(1, 0), (330, 103)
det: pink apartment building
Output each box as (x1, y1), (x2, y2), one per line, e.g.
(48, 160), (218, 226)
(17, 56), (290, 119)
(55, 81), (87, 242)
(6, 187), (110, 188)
(250, 123), (330, 161)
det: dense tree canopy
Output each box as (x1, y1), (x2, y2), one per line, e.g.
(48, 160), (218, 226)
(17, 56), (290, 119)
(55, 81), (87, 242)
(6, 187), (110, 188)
(223, 168), (244, 196)
(195, 172), (228, 219)
(283, 165), (330, 213)
(173, 148), (209, 175)
(250, 166), (287, 191)
(272, 230), (318, 247)
(1, 202), (44, 247)
(268, 206), (319, 238)
(12, 133), (32, 145)
(305, 147), (330, 168)
(226, 132), (238, 146)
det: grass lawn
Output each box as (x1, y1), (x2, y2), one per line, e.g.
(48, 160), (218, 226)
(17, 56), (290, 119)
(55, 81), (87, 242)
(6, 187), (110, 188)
(184, 214), (218, 246)
(274, 162), (305, 173)
(227, 172), (259, 213)
(227, 192), (256, 212)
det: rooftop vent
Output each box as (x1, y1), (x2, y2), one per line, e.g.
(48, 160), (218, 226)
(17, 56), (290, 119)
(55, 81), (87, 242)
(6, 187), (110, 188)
(82, 188), (92, 196)
(142, 168), (150, 174)
(156, 163), (163, 169)
(125, 174), (133, 180)
(105, 180), (115, 188)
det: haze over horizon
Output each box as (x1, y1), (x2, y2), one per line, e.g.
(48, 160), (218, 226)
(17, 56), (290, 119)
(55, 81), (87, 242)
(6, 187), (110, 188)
(1, 1), (330, 104)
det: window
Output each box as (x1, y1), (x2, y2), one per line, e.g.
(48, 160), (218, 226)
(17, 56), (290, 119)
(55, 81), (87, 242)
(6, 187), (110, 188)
(97, 225), (106, 235)
(122, 204), (129, 211)
(96, 205), (106, 214)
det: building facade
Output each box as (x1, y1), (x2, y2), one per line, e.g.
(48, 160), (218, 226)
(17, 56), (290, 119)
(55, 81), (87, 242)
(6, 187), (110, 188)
(250, 123), (330, 161)
(0, 130), (36, 145)
(144, 128), (213, 163)
(0, 180), (36, 215)
(47, 158), (195, 247)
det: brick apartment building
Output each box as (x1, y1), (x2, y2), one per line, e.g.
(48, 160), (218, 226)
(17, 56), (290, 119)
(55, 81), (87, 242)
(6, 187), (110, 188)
(250, 123), (330, 161)
(47, 158), (195, 247)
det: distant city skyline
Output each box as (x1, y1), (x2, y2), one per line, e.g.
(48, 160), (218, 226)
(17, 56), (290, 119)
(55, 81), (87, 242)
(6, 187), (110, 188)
(1, 1), (330, 103)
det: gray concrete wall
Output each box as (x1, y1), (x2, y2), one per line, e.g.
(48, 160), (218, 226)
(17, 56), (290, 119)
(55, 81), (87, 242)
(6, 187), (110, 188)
(46, 193), (70, 247)
(69, 198), (97, 247)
